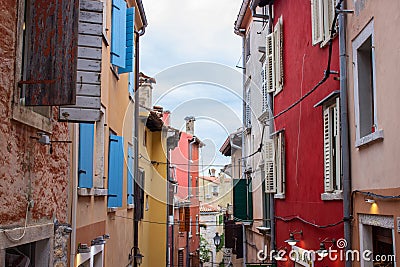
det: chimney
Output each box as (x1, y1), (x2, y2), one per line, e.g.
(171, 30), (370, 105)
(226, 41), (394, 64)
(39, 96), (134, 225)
(138, 73), (156, 112)
(163, 110), (171, 126)
(184, 116), (195, 135)
(210, 168), (216, 177)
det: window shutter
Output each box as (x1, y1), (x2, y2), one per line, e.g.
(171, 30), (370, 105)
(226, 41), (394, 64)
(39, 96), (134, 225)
(233, 179), (253, 220)
(111, 0), (127, 68)
(245, 89), (251, 127)
(127, 144), (134, 205)
(135, 170), (145, 220)
(262, 62), (268, 112)
(119, 7), (135, 74)
(128, 72), (135, 97)
(59, 0), (103, 122)
(334, 98), (341, 190)
(78, 123), (94, 188)
(264, 139), (276, 193)
(323, 108), (334, 192)
(311, 0), (323, 45)
(108, 134), (124, 207)
(276, 132), (285, 195)
(266, 33), (275, 93)
(274, 16), (284, 94)
(323, 0), (336, 42)
(24, 0), (79, 106)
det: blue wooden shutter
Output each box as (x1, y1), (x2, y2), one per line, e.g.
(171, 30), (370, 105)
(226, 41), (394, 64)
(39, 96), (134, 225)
(119, 7), (135, 74)
(78, 123), (94, 188)
(111, 0), (127, 67)
(108, 134), (124, 207)
(127, 145), (134, 205)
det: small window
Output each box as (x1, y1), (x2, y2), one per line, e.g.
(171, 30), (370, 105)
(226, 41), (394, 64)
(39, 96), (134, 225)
(245, 33), (251, 61)
(245, 87), (251, 128)
(353, 20), (381, 147)
(212, 185), (219, 196)
(311, 0), (337, 46)
(323, 98), (341, 193)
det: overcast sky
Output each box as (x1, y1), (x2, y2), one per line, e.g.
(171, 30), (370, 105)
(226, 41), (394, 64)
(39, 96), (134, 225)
(140, 0), (244, 173)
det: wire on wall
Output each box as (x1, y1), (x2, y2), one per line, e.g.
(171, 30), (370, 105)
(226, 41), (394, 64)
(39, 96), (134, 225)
(275, 215), (344, 229)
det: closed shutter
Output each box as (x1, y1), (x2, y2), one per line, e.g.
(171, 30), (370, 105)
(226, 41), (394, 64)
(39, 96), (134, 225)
(127, 144), (134, 205)
(323, 108), (333, 192)
(262, 62), (268, 112)
(135, 170), (145, 220)
(334, 98), (341, 190)
(274, 16), (284, 94)
(233, 179), (253, 220)
(111, 0), (127, 67)
(59, 0), (103, 122)
(179, 207), (185, 232)
(185, 207), (191, 232)
(108, 134), (124, 207)
(78, 123), (94, 188)
(24, 0), (79, 106)
(311, 0), (323, 45)
(264, 139), (276, 193)
(266, 33), (275, 93)
(118, 7), (135, 74)
(245, 88), (251, 127)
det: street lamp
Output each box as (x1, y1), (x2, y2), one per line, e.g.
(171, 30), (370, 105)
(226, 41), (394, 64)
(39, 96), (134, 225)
(213, 232), (221, 247)
(134, 253), (144, 266)
(284, 231), (302, 246)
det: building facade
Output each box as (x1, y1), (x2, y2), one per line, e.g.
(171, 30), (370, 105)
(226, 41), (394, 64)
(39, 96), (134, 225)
(347, 1), (400, 266)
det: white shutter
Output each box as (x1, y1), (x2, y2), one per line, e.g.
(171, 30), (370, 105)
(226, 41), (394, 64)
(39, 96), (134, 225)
(276, 132), (285, 195)
(262, 62), (268, 112)
(274, 16), (284, 94)
(266, 33), (275, 93)
(334, 97), (341, 190)
(323, 0), (336, 43)
(264, 139), (276, 193)
(311, 0), (323, 45)
(323, 107), (333, 192)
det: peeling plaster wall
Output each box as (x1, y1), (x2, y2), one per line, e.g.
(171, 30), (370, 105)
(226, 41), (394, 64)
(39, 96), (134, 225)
(0, 0), (70, 228)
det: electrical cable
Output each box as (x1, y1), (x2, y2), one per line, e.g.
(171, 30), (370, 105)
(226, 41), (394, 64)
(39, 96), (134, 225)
(240, 124), (266, 160)
(353, 190), (400, 200)
(272, 0), (343, 120)
(139, 154), (229, 168)
(3, 201), (30, 242)
(275, 215), (344, 229)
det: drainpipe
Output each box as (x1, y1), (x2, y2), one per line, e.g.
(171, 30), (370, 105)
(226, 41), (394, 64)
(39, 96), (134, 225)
(134, 23), (146, 267)
(187, 137), (197, 267)
(267, 3), (276, 256)
(338, 1), (351, 267)
(69, 124), (78, 267)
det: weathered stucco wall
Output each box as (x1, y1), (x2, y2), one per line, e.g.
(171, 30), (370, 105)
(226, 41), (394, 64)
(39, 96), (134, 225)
(0, 0), (70, 227)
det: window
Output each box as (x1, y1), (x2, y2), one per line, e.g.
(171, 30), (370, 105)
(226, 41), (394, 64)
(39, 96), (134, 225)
(212, 185), (219, 196)
(353, 20), (382, 147)
(311, 0), (336, 46)
(323, 98), (341, 193)
(196, 215), (199, 235)
(264, 131), (285, 198)
(127, 143), (134, 205)
(245, 33), (251, 61)
(266, 16), (284, 95)
(135, 169), (145, 220)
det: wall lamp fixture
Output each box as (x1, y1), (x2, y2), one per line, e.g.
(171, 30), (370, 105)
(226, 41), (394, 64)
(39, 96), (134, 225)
(316, 238), (336, 258)
(285, 231), (303, 246)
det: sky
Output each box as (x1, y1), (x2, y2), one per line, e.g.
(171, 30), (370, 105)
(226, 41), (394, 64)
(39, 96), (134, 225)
(140, 0), (244, 173)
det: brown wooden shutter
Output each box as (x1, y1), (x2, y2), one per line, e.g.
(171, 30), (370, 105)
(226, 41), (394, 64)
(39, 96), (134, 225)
(179, 207), (185, 232)
(184, 207), (190, 232)
(24, 0), (79, 106)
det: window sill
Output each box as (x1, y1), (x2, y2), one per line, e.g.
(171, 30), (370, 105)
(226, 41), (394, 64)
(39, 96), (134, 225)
(12, 104), (52, 133)
(127, 204), (134, 209)
(274, 193), (285, 199)
(107, 207), (118, 213)
(321, 191), (343, 201)
(355, 130), (384, 148)
(94, 188), (108, 196)
(78, 188), (94, 196)
(258, 110), (271, 124)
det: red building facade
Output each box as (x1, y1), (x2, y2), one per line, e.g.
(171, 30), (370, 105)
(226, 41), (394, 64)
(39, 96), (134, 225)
(271, 0), (344, 266)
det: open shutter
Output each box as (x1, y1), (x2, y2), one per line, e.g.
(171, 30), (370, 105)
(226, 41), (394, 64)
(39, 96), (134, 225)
(276, 132), (285, 195)
(323, 108), (333, 192)
(59, 0), (103, 122)
(274, 16), (284, 94)
(233, 179), (252, 220)
(266, 33), (275, 93)
(135, 170), (145, 220)
(111, 0), (127, 68)
(311, 0), (324, 45)
(108, 134), (124, 207)
(334, 98), (341, 190)
(264, 139), (276, 193)
(323, 0), (336, 42)
(24, 0), (79, 106)
(261, 62), (268, 112)
(78, 123), (94, 188)
(127, 144), (134, 205)
(119, 7), (135, 74)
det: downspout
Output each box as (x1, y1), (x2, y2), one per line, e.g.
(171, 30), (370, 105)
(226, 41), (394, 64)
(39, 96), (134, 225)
(134, 23), (146, 267)
(187, 137), (197, 267)
(338, 1), (351, 266)
(69, 124), (78, 267)
(267, 3), (276, 256)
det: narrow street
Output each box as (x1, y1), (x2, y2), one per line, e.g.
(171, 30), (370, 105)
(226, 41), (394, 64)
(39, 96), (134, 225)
(0, 0), (399, 267)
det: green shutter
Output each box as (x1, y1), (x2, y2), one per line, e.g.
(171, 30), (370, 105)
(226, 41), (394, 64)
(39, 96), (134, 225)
(233, 179), (253, 221)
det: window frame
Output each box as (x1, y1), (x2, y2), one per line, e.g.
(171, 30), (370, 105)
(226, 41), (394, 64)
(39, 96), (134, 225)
(352, 20), (383, 147)
(311, 0), (337, 47)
